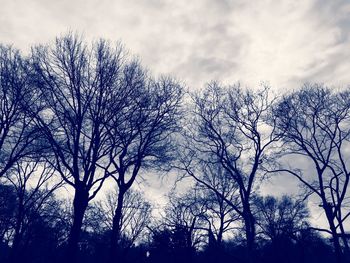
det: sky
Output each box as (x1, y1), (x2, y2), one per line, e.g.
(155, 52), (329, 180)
(1, 0), (350, 232)
(1, 0), (350, 91)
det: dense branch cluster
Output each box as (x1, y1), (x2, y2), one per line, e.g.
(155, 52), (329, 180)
(0, 34), (350, 263)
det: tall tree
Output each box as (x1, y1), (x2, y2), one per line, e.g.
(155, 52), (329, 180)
(178, 83), (280, 262)
(30, 33), (128, 262)
(0, 45), (39, 178)
(274, 84), (350, 262)
(104, 72), (183, 262)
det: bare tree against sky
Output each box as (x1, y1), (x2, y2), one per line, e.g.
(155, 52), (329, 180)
(168, 183), (240, 250)
(0, 45), (39, 178)
(90, 189), (152, 253)
(254, 195), (309, 243)
(30, 33), (127, 262)
(274, 84), (350, 262)
(4, 159), (62, 262)
(194, 182), (241, 247)
(104, 71), (183, 262)
(177, 83), (281, 262)
(162, 190), (208, 261)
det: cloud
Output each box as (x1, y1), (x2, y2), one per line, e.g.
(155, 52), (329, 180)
(1, 0), (349, 90)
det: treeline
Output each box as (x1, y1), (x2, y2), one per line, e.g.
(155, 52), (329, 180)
(0, 33), (349, 263)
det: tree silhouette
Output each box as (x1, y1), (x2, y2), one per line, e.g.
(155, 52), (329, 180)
(103, 72), (183, 262)
(254, 195), (309, 242)
(30, 33), (128, 262)
(5, 160), (62, 263)
(274, 84), (350, 262)
(86, 188), (152, 262)
(0, 45), (40, 179)
(178, 82), (281, 262)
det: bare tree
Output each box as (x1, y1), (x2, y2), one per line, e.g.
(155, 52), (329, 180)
(273, 84), (350, 262)
(30, 33), (128, 261)
(162, 190), (208, 261)
(253, 195), (310, 263)
(4, 159), (62, 263)
(178, 82), (280, 262)
(0, 45), (39, 178)
(104, 73), (183, 262)
(195, 183), (240, 247)
(254, 195), (309, 242)
(89, 188), (152, 251)
(163, 183), (240, 251)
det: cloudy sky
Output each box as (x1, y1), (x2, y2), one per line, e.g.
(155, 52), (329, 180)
(1, 0), (350, 91)
(1, 0), (350, 229)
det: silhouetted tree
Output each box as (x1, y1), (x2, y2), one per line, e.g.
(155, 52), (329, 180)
(162, 186), (239, 262)
(192, 168), (240, 247)
(86, 188), (152, 261)
(30, 33), (128, 262)
(148, 227), (173, 263)
(178, 83), (281, 262)
(165, 191), (207, 249)
(255, 195), (309, 242)
(4, 159), (62, 263)
(0, 45), (39, 179)
(0, 178), (67, 263)
(274, 84), (350, 262)
(104, 72), (183, 262)
(195, 183), (240, 261)
(147, 191), (204, 263)
(16, 194), (68, 263)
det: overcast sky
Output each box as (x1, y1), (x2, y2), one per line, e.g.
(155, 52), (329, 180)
(1, 0), (349, 230)
(1, 0), (350, 90)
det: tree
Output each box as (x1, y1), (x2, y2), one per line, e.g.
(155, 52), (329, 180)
(4, 159), (62, 263)
(12, 192), (68, 263)
(149, 191), (206, 263)
(0, 173), (67, 263)
(104, 72), (183, 262)
(254, 195), (309, 242)
(164, 191), (207, 250)
(164, 185), (240, 262)
(148, 227), (173, 263)
(274, 84), (350, 262)
(192, 170), (240, 248)
(178, 82), (280, 262)
(88, 188), (152, 259)
(30, 33), (128, 262)
(0, 45), (39, 178)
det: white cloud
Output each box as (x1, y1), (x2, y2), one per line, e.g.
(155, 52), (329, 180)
(1, 0), (349, 90)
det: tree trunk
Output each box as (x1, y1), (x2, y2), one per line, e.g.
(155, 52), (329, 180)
(338, 220), (350, 257)
(330, 225), (343, 263)
(66, 187), (89, 263)
(110, 189), (125, 263)
(243, 203), (255, 263)
(9, 196), (25, 263)
(324, 204), (343, 263)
